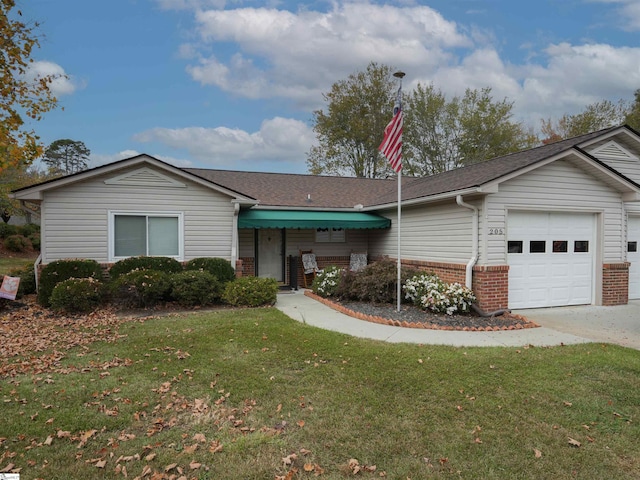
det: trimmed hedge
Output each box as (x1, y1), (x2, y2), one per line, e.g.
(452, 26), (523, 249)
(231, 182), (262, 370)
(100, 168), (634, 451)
(111, 270), (172, 308)
(38, 259), (104, 307)
(222, 277), (278, 307)
(108, 256), (183, 281)
(50, 278), (104, 313)
(184, 257), (235, 284)
(170, 270), (222, 307)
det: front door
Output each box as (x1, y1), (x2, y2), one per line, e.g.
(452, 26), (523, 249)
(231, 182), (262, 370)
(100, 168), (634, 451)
(257, 229), (284, 281)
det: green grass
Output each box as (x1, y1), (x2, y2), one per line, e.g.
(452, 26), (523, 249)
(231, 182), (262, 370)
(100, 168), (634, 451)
(0, 255), (37, 275)
(1, 308), (639, 479)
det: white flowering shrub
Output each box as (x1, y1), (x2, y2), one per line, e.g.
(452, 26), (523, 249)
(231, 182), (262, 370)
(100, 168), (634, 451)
(403, 274), (476, 315)
(311, 266), (344, 297)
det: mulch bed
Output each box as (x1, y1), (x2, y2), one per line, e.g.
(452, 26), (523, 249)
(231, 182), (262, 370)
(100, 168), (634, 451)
(304, 291), (539, 331)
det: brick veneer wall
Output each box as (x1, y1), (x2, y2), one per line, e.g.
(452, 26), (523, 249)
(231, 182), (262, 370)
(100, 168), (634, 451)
(471, 265), (509, 312)
(602, 263), (629, 306)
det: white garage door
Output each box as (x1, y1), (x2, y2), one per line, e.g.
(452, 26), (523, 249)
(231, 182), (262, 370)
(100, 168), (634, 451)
(627, 216), (640, 300)
(507, 211), (594, 309)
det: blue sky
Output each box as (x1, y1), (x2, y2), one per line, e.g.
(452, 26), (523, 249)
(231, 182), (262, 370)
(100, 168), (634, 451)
(20, 0), (640, 174)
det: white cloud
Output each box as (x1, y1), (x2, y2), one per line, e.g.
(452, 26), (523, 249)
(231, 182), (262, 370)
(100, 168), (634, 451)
(133, 117), (316, 169)
(25, 61), (80, 96)
(89, 150), (193, 169)
(590, 0), (640, 31)
(186, 3), (471, 106)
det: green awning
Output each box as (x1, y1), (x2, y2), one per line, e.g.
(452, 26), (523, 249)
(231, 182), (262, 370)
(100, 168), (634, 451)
(238, 210), (391, 229)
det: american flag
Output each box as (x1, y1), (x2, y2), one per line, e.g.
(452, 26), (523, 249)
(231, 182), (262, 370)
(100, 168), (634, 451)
(378, 85), (403, 173)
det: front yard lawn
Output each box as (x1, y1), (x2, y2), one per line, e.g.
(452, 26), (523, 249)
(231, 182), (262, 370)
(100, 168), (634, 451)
(1, 307), (638, 479)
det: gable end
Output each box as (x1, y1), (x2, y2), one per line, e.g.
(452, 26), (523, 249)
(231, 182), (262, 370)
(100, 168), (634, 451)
(104, 167), (187, 188)
(591, 141), (638, 162)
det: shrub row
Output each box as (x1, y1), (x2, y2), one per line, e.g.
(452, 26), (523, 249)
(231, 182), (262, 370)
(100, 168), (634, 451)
(0, 223), (40, 239)
(311, 257), (476, 315)
(31, 256), (277, 313)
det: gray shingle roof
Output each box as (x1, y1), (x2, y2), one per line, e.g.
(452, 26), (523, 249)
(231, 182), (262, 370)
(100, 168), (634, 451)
(186, 127), (622, 209)
(184, 168), (397, 209)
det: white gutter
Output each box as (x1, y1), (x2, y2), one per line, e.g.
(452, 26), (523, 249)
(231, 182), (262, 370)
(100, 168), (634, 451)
(456, 195), (478, 289)
(231, 202), (240, 270)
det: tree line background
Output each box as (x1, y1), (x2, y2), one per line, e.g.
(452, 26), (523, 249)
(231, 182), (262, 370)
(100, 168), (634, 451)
(308, 63), (640, 179)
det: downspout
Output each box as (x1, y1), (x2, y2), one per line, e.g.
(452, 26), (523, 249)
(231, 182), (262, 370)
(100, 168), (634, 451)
(34, 254), (42, 291)
(231, 202), (240, 270)
(456, 195), (478, 290)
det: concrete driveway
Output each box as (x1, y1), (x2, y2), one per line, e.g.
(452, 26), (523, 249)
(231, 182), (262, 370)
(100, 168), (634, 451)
(514, 300), (640, 350)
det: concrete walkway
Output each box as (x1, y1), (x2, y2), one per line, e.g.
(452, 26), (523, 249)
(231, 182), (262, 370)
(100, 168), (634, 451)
(275, 290), (603, 348)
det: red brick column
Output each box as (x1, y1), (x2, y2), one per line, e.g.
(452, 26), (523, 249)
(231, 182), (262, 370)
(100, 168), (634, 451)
(602, 263), (629, 306)
(235, 259), (243, 278)
(472, 265), (509, 312)
(239, 257), (254, 277)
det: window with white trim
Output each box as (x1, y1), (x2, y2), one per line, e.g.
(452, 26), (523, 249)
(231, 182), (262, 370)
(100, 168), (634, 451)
(315, 227), (345, 243)
(109, 212), (183, 260)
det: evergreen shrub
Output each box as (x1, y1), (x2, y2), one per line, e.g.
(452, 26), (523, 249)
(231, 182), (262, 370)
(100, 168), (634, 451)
(38, 259), (104, 307)
(222, 277), (278, 307)
(50, 278), (104, 313)
(170, 270), (222, 307)
(108, 256), (183, 281)
(184, 257), (235, 284)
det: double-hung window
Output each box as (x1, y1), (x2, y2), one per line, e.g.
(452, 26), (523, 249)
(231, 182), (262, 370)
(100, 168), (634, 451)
(109, 212), (183, 261)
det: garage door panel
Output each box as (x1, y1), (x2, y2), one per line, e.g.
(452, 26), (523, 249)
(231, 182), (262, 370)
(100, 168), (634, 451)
(508, 212), (594, 309)
(628, 217), (640, 300)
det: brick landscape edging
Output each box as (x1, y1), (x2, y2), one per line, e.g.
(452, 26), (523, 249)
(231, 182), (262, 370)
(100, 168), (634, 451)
(303, 291), (539, 331)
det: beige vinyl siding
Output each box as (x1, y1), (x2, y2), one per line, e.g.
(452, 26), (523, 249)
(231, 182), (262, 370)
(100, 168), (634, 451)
(285, 229), (368, 257)
(41, 166), (235, 263)
(369, 201), (473, 263)
(485, 159), (624, 265)
(238, 228), (369, 258)
(585, 141), (640, 185)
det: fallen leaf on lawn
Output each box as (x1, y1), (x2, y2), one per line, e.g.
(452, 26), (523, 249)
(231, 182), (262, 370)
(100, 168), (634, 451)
(304, 463), (314, 472)
(276, 403), (282, 413)
(534, 449), (542, 458)
(299, 448), (312, 455)
(193, 433), (206, 443)
(189, 461), (202, 470)
(44, 435), (53, 446)
(0, 463), (15, 473)
(283, 453), (298, 465)
(348, 458), (361, 474)
(563, 401), (573, 407)
(144, 452), (156, 462)
(568, 438), (581, 447)
(297, 420), (305, 428)
(164, 462), (178, 472)
(95, 459), (107, 468)
(78, 429), (98, 448)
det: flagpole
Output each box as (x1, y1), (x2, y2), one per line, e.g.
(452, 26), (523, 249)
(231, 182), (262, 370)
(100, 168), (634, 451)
(393, 71), (405, 312)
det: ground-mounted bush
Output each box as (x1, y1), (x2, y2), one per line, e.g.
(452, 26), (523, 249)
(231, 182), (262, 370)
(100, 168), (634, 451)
(38, 259), (104, 307)
(184, 257), (235, 284)
(404, 273), (476, 315)
(50, 277), (104, 313)
(311, 266), (344, 297)
(8, 265), (37, 298)
(222, 276), (278, 307)
(108, 256), (183, 281)
(170, 270), (222, 307)
(19, 223), (40, 237)
(4, 234), (31, 252)
(111, 269), (171, 308)
(336, 257), (420, 304)
(0, 223), (18, 239)
(28, 232), (41, 250)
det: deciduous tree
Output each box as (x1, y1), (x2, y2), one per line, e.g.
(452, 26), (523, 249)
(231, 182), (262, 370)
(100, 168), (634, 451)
(403, 85), (536, 175)
(625, 89), (640, 132)
(1, 0), (61, 172)
(540, 99), (629, 143)
(307, 62), (399, 178)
